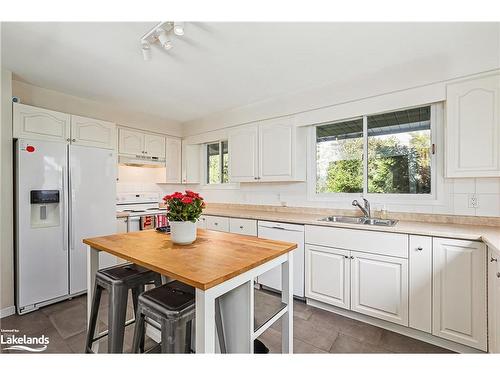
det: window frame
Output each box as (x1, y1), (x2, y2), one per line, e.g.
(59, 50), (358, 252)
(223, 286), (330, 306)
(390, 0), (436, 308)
(308, 102), (444, 205)
(204, 140), (232, 187)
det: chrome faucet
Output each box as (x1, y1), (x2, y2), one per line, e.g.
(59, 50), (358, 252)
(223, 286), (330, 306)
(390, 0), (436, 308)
(352, 198), (371, 219)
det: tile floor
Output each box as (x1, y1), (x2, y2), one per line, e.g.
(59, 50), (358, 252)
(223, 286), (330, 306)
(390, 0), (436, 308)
(0, 289), (452, 354)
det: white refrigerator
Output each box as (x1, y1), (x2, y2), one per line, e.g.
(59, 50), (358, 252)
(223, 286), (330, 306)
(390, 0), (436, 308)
(15, 139), (117, 314)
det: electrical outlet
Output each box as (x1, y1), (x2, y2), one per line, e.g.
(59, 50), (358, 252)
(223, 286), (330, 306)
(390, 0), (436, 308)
(468, 193), (479, 208)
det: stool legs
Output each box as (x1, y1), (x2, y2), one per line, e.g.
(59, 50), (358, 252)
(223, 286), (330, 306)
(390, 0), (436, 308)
(108, 286), (129, 353)
(131, 309), (146, 354)
(85, 283), (103, 353)
(131, 286), (145, 352)
(160, 320), (176, 353)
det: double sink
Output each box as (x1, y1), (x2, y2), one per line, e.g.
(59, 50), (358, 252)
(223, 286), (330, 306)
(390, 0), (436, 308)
(318, 215), (398, 227)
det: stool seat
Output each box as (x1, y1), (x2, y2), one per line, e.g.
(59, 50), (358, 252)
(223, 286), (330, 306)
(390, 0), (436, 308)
(139, 280), (194, 313)
(98, 263), (155, 283)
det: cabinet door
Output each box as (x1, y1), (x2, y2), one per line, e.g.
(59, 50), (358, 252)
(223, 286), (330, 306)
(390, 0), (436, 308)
(305, 244), (350, 309)
(144, 134), (166, 158)
(488, 248), (500, 353)
(118, 128), (144, 155)
(13, 103), (70, 142)
(446, 73), (500, 177)
(259, 119), (293, 181)
(181, 144), (200, 183)
(197, 215), (207, 229)
(71, 115), (116, 149)
(409, 235), (432, 333)
(351, 251), (408, 326)
(432, 238), (487, 351)
(228, 125), (259, 182)
(165, 137), (182, 183)
(229, 218), (257, 236)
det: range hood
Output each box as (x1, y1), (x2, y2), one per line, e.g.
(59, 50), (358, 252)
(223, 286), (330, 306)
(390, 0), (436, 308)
(118, 155), (166, 168)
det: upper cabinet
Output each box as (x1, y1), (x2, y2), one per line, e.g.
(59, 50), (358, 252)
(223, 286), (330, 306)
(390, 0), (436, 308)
(165, 137), (182, 183)
(181, 144), (201, 184)
(228, 117), (306, 182)
(118, 128), (166, 158)
(445, 72), (500, 177)
(71, 115), (116, 149)
(13, 103), (71, 142)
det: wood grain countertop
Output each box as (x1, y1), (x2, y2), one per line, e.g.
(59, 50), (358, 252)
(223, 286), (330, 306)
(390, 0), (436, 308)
(83, 229), (297, 290)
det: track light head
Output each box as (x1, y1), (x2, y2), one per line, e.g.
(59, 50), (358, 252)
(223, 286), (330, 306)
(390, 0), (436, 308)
(141, 41), (151, 61)
(157, 29), (173, 50)
(173, 22), (184, 36)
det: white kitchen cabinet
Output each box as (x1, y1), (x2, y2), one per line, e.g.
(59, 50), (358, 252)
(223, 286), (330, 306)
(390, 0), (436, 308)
(350, 251), (408, 326)
(144, 133), (166, 158)
(205, 215), (230, 232)
(228, 125), (259, 182)
(229, 218), (257, 236)
(116, 217), (128, 233)
(305, 244), (350, 309)
(71, 115), (116, 150)
(181, 144), (201, 184)
(119, 128), (144, 155)
(445, 72), (500, 177)
(165, 137), (182, 183)
(432, 238), (487, 351)
(228, 117), (306, 182)
(409, 235), (432, 333)
(488, 247), (500, 353)
(13, 103), (70, 142)
(197, 215), (207, 229)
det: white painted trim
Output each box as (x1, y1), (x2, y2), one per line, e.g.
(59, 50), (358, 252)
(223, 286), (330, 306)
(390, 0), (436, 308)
(0, 306), (15, 318)
(307, 298), (484, 354)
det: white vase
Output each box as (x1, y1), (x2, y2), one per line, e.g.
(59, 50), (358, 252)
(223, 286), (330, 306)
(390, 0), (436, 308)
(170, 221), (197, 245)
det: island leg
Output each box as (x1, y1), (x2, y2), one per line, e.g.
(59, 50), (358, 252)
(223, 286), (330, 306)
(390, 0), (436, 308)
(281, 252), (294, 354)
(195, 288), (216, 353)
(86, 245), (100, 352)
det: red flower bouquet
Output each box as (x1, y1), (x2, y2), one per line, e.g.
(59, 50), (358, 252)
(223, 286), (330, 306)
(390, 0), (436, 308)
(163, 190), (205, 223)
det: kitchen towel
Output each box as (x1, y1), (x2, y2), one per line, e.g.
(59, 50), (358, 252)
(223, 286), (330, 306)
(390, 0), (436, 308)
(140, 215), (155, 230)
(155, 214), (168, 228)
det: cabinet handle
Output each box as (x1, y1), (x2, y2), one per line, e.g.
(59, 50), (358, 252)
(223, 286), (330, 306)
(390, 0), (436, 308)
(214, 222), (218, 225)
(344, 255), (349, 259)
(491, 257), (498, 263)
(66, 138), (71, 142)
(497, 272), (500, 279)
(350, 256), (354, 259)
(144, 151), (148, 154)
(254, 177), (258, 180)
(239, 225), (244, 229)
(72, 138), (76, 142)
(417, 247), (423, 251)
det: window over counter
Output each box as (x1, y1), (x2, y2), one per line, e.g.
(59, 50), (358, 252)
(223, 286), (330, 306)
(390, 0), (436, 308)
(206, 140), (229, 184)
(315, 105), (434, 196)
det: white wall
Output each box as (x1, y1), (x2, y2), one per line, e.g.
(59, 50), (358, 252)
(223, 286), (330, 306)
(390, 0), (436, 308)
(12, 80), (183, 137)
(0, 68), (14, 315)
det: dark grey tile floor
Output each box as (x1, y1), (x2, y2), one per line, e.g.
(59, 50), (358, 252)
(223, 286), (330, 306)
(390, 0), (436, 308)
(0, 289), (452, 354)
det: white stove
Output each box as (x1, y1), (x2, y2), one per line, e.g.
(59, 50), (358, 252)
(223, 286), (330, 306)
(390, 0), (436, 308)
(116, 192), (166, 216)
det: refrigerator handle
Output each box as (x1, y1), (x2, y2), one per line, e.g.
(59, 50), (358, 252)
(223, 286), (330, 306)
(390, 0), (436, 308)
(62, 166), (68, 252)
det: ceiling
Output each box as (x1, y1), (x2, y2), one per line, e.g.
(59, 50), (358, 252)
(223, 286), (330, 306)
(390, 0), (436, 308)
(2, 22), (499, 124)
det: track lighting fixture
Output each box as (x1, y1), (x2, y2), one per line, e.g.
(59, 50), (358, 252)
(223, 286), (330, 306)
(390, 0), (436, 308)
(140, 21), (184, 60)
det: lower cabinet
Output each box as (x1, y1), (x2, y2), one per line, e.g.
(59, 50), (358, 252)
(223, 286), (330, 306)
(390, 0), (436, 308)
(305, 245), (350, 309)
(489, 248), (500, 353)
(432, 238), (487, 351)
(350, 251), (408, 326)
(197, 215), (207, 229)
(205, 215), (230, 232)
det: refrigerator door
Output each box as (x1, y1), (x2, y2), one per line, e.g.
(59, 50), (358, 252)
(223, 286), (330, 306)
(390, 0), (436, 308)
(16, 139), (69, 311)
(69, 144), (118, 294)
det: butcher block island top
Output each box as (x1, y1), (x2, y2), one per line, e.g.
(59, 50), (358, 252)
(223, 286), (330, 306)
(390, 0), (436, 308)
(83, 229), (297, 290)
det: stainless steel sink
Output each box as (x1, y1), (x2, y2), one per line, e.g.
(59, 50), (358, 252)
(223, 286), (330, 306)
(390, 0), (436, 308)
(319, 215), (398, 227)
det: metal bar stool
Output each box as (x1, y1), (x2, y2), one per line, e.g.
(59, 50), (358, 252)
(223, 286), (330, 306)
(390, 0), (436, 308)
(85, 263), (162, 353)
(131, 280), (226, 353)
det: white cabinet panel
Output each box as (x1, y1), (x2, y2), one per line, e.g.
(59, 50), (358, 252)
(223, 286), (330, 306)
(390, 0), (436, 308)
(205, 215), (230, 232)
(432, 238), (487, 351)
(229, 218), (257, 236)
(409, 235), (432, 333)
(13, 103), (70, 142)
(197, 215), (207, 229)
(446, 73), (500, 177)
(119, 128), (144, 155)
(144, 133), (166, 158)
(165, 137), (182, 183)
(489, 248), (500, 353)
(259, 120), (293, 181)
(305, 244), (350, 309)
(181, 144), (200, 184)
(228, 125), (259, 182)
(305, 225), (408, 258)
(350, 251), (408, 326)
(71, 115), (116, 149)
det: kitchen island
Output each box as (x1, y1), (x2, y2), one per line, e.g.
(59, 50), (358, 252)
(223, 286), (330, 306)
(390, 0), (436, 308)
(83, 229), (297, 353)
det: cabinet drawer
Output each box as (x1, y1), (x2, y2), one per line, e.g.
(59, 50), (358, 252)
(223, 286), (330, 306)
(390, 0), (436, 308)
(305, 225), (408, 258)
(229, 218), (257, 236)
(197, 215), (207, 229)
(205, 215), (230, 232)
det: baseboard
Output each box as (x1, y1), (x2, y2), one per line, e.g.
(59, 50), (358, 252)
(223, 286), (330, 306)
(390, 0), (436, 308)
(0, 306), (15, 318)
(306, 298), (484, 354)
